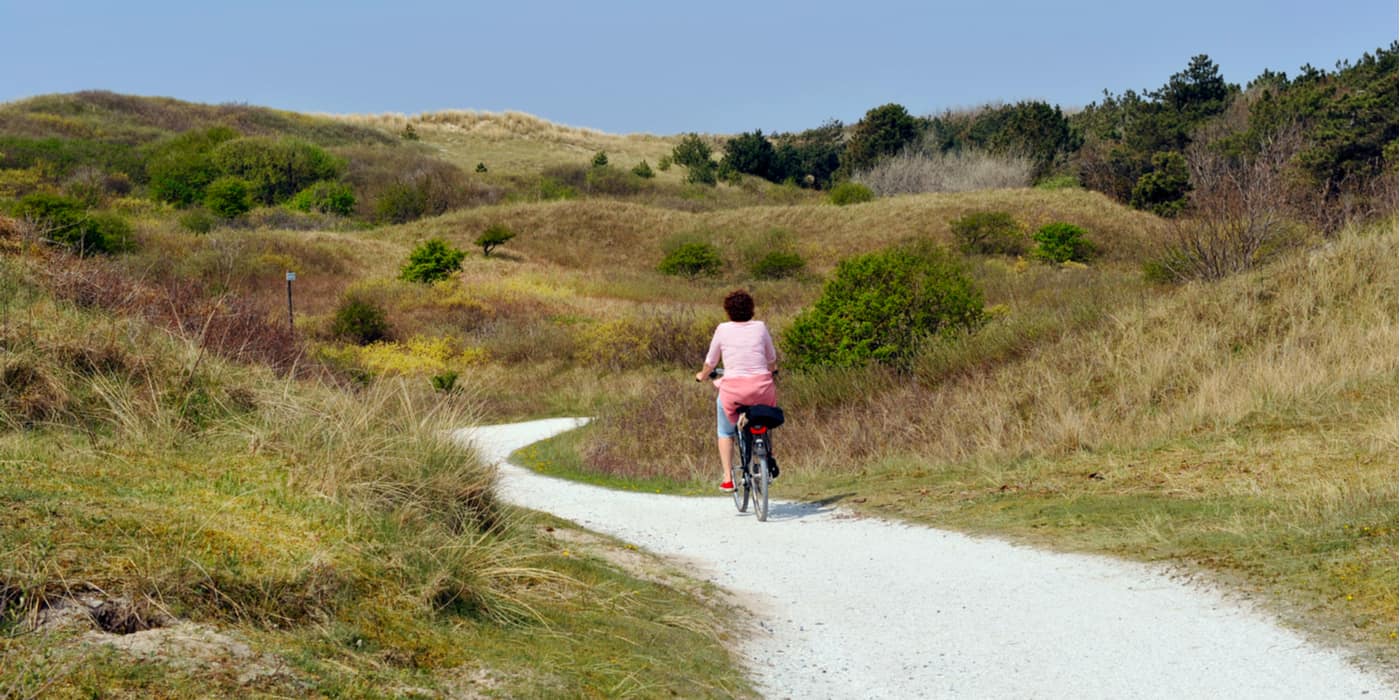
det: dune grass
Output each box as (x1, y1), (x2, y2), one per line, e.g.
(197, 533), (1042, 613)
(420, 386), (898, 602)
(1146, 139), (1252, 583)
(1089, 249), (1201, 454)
(0, 259), (752, 698)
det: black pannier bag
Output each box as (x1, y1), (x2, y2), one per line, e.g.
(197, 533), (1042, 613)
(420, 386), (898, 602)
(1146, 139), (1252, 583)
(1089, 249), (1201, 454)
(743, 405), (785, 428)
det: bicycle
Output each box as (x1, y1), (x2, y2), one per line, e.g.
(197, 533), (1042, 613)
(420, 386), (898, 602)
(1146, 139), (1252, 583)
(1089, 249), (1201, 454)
(705, 368), (784, 522)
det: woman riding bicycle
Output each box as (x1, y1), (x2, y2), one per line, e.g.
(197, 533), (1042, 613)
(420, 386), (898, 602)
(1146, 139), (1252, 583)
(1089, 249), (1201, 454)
(695, 290), (777, 492)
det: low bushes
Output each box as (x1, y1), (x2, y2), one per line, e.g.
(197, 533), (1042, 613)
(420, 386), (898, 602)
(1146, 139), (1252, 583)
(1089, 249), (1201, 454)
(950, 211), (1026, 255)
(783, 243), (984, 368)
(11, 192), (132, 255)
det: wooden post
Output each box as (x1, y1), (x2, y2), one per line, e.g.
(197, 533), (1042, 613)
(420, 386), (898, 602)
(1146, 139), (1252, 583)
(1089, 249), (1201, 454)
(285, 271), (296, 333)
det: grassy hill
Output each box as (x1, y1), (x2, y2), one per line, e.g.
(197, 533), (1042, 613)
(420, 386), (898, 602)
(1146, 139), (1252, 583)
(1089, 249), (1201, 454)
(0, 91), (1395, 690)
(335, 110), (688, 182)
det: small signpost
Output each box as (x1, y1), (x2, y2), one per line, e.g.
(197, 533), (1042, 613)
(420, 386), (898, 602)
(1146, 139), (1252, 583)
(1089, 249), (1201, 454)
(286, 271), (296, 333)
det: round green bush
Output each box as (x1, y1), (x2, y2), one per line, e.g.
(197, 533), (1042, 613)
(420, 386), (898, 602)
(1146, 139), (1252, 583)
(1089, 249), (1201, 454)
(751, 250), (805, 279)
(658, 241), (723, 277)
(828, 181), (875, 206)
(204, 176), (253, 219)
(950, 211), (1026, 255)
(331, 296), (390, 345)
(290, 180), (356, 216)
(1031, 222), (1094, 263)
(782, 244), (984, 368)
(400, 238), (467, 283)
(632, 160), (655, 179)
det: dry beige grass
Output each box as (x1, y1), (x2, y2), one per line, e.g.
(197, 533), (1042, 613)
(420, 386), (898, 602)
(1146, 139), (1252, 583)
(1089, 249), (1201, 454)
(333, 110), (690, 181)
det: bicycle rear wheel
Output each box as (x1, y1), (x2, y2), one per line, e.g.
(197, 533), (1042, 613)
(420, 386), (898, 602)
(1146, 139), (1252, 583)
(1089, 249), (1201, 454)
(730, 438), (749, 513)
(752, 441), (770, 522)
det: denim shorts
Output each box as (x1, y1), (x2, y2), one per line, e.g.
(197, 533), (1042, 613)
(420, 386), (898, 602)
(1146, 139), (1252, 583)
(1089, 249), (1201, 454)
(716, 394), (737, 438)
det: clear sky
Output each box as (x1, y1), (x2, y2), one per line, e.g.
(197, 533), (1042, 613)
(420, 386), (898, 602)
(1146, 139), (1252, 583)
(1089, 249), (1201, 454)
(1, 1), (1394, 135)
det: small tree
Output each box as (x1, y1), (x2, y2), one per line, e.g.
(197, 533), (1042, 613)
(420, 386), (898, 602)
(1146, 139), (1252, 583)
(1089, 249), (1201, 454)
(723, 130), (775, 179)
(401, 123), (420, 141)
(475, 223), (516, 257)
(632, 160), (655, 179)
(673, 134), (718, 186)
(475, 162), (488, 173)
(657, 155), (672, 172)
(591, 151), (609, 168)
(401, 238), (467, 283)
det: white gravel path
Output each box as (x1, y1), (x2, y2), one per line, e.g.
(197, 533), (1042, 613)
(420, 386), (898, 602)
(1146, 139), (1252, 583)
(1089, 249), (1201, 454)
(457, 418), (1394, 700)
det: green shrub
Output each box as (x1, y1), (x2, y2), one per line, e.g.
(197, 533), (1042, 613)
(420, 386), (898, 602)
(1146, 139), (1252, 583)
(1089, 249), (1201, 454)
(401, 238), (467, 283)
(751, 250), (805, 279)
(204, 176), (253, 218)
(782, 244), (984, 368)
(1031, 222), (1094, 263)
(657, 155), (672, 171)
(828, 181), (875, 205)
(401, 124), (420, 141)
(475, 162), (488, 173)
(210, 136), (344, 205)
(475, 224), (516, 257)
(12, 192), (132, 255)
(632, 160), (655, 179)
(591, 151), (609, 168)
(331, 296), (391, 345)
(290, 180), (356, 215)
(950, 211), (1026, 255)
(658, 241), (723, 277)
(179, 209), (217, 234)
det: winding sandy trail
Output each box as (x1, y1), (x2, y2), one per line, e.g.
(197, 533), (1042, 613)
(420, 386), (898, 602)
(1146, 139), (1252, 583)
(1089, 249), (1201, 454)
(457, 418), (1392, 699)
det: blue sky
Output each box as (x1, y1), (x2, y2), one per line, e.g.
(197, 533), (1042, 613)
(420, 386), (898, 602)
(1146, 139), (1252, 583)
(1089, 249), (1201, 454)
(1, 1), (1394, 134)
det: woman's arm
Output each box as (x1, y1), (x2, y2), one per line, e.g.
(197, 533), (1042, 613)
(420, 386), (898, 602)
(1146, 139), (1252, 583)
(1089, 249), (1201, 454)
(698, 325), (723, 382)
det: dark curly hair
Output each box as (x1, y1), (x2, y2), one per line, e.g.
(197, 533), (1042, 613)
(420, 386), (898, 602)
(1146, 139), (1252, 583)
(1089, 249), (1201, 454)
(723, 290), (754, 322)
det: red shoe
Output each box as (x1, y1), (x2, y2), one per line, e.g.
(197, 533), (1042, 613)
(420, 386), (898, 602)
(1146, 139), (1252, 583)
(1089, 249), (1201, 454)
(719, 481), (735, 492)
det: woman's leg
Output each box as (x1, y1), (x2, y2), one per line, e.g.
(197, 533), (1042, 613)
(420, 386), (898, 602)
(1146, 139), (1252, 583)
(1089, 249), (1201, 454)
(716, 394), (735, 483)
